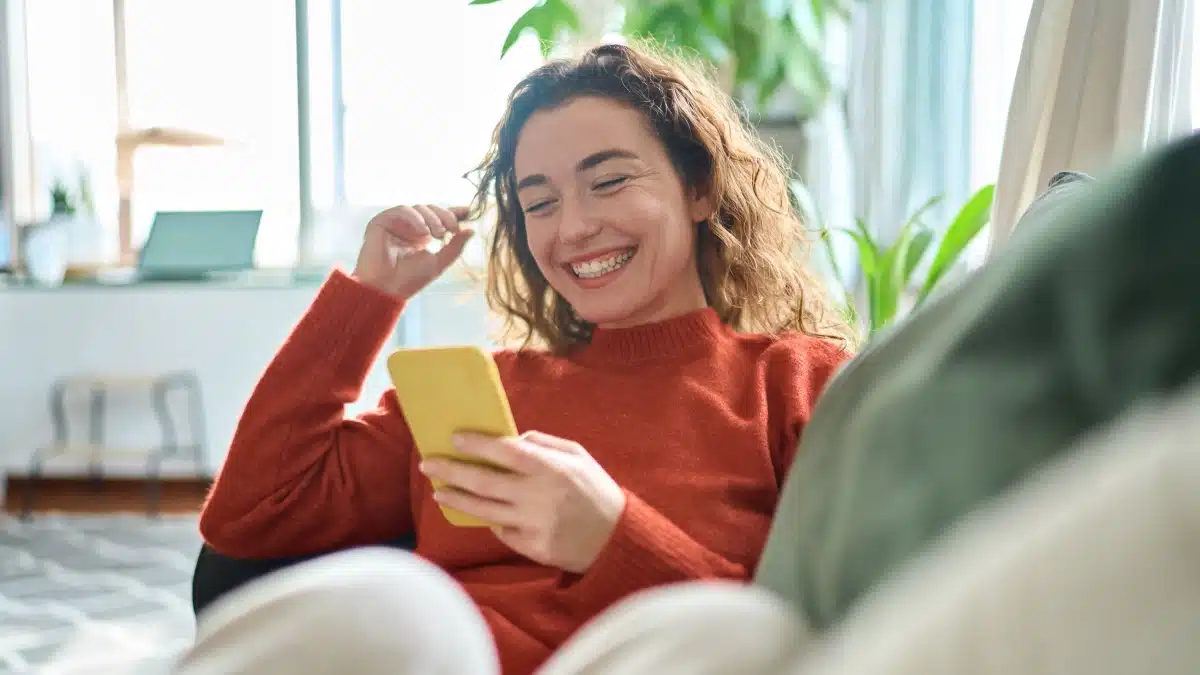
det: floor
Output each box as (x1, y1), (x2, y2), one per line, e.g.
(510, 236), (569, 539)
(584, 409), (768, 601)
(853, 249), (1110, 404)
(3, 478), (209, 517)
(0, 513), (200, 674)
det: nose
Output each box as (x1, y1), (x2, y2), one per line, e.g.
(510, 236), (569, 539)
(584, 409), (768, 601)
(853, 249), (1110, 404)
(556, 197), (602, 246)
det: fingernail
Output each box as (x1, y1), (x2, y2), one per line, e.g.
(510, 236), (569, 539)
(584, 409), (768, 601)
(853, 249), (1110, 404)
(451, 433), (465, 447)
(432, 491), (445, 502)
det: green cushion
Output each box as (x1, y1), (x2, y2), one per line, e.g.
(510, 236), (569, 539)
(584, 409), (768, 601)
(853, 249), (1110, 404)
(755, 134), (1200, 631)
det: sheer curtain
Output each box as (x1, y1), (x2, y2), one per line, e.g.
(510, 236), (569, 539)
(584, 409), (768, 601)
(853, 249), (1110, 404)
(843, 0), (974, 244)
(988, 0), (1195, 251)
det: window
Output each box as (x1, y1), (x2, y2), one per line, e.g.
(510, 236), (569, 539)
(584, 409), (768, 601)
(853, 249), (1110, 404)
(24, 0), (119, 257)
(304, 1), (542, 269)
(123, 0), (300, 267)
(22, 0), (298, 266)
(18, 1), (541, 271)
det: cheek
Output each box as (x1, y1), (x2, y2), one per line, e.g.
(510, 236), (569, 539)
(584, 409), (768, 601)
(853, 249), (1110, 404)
(523, 224), (560, 276)
(608, 187), (674, 237)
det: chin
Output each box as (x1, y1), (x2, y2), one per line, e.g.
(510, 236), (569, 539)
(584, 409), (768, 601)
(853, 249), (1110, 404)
(563, 291), (647, 327)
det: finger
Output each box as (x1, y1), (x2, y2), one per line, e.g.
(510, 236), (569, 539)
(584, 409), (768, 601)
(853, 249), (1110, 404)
(520, 430), (583, 454)
(420, 458), (520, 503)
(372, 205), (430, 241)
(413, 204), (447, 240)
(452, 432), (541, 475)
(449, 206), (471, 222)
(434, 229), (475, 270)
(433, 487), (522, 528)
(428, 205), (462, 235)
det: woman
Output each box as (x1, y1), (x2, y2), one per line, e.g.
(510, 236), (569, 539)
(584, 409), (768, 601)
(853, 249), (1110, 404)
(188, 43), (853, 674)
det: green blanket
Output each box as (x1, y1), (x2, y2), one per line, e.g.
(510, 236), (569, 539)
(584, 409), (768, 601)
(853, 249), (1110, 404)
(755, 134), (1200, 631)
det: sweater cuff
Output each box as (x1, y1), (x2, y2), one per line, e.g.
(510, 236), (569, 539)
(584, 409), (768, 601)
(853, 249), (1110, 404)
(560, 490), (736, 614)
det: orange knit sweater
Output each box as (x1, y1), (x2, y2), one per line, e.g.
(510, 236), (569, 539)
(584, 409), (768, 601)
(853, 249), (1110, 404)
(200, 269), (848, 675)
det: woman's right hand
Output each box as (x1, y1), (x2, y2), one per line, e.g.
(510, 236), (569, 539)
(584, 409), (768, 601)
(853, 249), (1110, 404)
(352, 204), (475, 299)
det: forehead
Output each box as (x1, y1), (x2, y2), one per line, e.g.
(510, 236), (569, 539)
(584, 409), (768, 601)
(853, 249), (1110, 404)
(513, 96), (662, 175)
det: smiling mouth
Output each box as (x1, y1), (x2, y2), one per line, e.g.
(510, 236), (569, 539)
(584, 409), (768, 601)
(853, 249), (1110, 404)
(567, 248), (637, 279)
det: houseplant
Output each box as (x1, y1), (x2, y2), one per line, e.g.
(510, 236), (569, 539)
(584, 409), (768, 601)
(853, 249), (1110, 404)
(794, 181), (996, 338)
(470, 0), (859, 117)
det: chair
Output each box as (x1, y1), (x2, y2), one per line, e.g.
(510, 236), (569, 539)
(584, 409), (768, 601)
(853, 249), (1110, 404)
(21, 370), (208, 518)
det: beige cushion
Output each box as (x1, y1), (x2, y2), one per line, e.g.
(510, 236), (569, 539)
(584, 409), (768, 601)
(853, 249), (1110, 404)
(793, 381), (1200, 675)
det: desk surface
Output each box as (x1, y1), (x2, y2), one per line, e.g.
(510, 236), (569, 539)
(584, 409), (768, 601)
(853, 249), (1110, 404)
(0, 268), (331, 291)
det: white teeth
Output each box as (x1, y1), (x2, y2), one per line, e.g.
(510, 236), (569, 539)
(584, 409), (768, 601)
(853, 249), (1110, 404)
(570, 249), (635, 279)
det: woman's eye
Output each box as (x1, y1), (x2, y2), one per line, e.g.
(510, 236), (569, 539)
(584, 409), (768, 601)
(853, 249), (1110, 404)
(595, 177), (628, 190)
(525, 200), (553, 214)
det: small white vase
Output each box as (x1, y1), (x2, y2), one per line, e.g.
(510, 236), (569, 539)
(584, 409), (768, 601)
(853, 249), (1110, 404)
(24, 219), (69, 285)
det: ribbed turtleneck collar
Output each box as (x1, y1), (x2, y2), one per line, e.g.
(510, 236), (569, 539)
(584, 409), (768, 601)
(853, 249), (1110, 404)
(570, 308), (727, 366)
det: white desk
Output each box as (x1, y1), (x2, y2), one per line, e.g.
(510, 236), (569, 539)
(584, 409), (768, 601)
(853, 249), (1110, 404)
(0, 274), (490, 477)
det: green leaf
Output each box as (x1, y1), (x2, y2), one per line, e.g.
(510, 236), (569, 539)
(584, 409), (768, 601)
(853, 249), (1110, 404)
(901, 227), (934, 284)
(628, 4), (704, 52)
(757, 59), (788, 106)
(901, 194), (944, 233)
(919, 184), (995, 300)
(763, 0), (792, 20)
(500, 5), (544, 57)
(835, 225), (879, 281)
(730, 19), (763, 85)
(499, 0), (579, 58)
(783, 38), (831, 116)
(872, 229), (914, 333)
(469, 0), (505, 5)
(549, 0), (581, 32)
(790, 0), (825, 44)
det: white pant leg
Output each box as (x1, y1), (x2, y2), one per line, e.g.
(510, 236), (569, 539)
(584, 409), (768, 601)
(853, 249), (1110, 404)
(537, 581), (812, 675)
(176, 548), (499, 675)
(795, 392), (1200, 675)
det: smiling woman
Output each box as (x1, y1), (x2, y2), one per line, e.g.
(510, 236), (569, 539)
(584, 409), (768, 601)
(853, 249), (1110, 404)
(474, 44), (854, 350)
(190, 42), (852, 675)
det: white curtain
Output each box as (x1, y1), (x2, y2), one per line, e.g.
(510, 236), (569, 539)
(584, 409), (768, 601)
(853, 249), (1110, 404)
(988, 0), (1195, 252)
(805, 0), (973, 291)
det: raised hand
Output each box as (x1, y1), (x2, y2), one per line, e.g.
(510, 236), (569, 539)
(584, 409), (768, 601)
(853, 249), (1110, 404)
(352, 204), (474, 299)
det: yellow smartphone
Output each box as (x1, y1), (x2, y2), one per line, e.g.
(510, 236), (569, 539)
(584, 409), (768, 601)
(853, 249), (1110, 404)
(386, 345), (519, 527)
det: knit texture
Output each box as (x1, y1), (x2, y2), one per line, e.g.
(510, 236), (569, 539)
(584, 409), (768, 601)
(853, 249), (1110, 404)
(201, 269), (847, 675)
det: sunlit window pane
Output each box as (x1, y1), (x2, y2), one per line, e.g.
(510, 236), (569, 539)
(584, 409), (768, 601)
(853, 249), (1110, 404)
(123, 0), (300, 267)
(338, 1), (543, 208)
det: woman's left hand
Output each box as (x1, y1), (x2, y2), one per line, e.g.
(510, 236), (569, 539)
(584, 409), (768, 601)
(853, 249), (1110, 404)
(419, 431), (627, 574)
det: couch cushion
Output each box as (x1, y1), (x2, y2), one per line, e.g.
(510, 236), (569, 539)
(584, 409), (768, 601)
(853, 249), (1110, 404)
(754, 133), (1200, 631)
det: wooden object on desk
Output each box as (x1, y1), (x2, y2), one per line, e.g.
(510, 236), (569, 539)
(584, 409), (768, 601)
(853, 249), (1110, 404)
(114, 127), (226, 266)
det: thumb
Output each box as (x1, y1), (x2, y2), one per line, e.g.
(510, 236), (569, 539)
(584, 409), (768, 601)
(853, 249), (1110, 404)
(434, 228), (475, 270)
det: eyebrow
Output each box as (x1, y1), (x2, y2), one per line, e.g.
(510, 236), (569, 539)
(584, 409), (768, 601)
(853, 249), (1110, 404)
(516, 149), (639, 191)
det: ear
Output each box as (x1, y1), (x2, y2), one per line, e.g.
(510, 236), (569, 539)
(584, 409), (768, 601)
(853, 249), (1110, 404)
(688, 184), (713, 224)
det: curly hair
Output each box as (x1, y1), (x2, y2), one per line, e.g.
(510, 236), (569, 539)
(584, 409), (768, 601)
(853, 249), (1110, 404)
(467, 42), (855, 352)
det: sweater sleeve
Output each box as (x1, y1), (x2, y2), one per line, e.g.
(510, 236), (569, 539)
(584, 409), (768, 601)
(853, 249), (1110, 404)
(768, 336), (853, 481)
(558, 490), (750, 615)
(199, 269), (416, 559)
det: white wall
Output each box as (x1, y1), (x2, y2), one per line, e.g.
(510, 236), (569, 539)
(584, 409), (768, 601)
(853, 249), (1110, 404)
(0, 277), (490, 478)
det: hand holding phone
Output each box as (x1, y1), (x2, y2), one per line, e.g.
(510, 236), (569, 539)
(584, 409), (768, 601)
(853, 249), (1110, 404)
(388, 345), (519, 527)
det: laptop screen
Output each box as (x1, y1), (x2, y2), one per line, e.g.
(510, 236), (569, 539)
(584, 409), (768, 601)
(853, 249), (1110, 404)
(138, 210), (263, 274)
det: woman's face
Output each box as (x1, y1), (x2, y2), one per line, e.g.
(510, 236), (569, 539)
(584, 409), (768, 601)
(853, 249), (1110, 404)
(513, 96), (711, 329)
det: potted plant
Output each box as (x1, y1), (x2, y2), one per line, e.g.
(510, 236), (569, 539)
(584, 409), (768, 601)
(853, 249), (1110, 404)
(794, 181), (996, 339)
(470, 0), (859, 120)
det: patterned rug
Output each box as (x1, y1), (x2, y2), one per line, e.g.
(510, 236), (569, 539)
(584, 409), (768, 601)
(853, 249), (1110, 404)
(0, 514), (200, 674)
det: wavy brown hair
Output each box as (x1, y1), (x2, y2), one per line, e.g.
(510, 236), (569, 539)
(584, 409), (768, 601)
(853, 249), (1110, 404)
(467, 42), (854, 352)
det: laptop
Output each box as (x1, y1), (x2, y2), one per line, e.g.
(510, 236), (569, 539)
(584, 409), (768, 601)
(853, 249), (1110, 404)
(136, 210), (263, 281)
